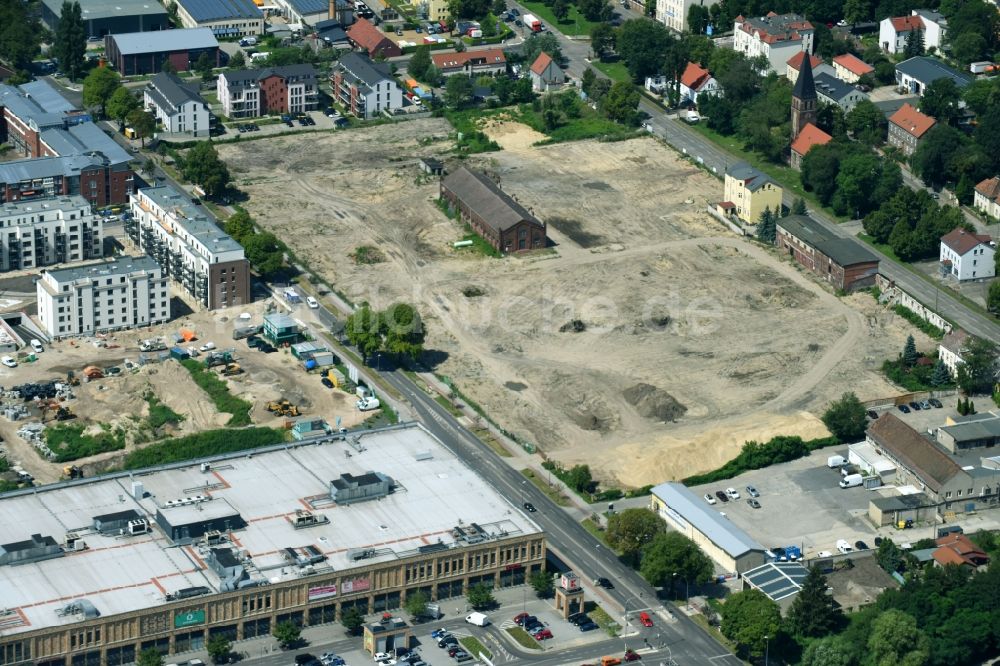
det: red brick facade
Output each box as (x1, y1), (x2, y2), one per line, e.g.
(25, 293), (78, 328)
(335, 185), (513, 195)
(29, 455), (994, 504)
(260, 74), (290, 115)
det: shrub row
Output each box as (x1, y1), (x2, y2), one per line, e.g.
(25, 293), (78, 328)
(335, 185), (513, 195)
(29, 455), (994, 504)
(683, 435), (839, 485)
(121, 427), (286, 470)
(180, 359), (253, 426)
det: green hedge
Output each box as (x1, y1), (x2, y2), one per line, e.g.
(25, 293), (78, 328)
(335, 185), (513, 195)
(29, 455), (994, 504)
(45, 423), (126, 462)
(683, 435), (839, 485)
(180, 359), (253, 426)
(121, 427), (286, 470)
(893, 304), (945, 339)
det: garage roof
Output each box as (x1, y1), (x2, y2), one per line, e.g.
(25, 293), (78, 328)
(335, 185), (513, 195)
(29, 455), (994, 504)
(651, 482), (765, 558)
(742, 560), (809, 602)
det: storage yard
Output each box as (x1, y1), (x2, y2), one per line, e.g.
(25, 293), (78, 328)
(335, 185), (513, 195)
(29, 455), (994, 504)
(0, 300), (370, 485)
(217, 119), (931, 487)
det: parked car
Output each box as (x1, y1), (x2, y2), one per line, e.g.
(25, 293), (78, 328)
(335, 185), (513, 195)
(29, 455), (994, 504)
(515, 614), (535, 626)
(908, 401), (921, 411)
(525, 620), (543, 632)
(703, 493), (717, 505)
(897, 404), (911, 413)
(199, 342), (216, 352)
(430, 628), (449, 639)
(817, 550), (833, 558)
(523, 502), (537, 512)
(533, 628), (553, 639)
(725, 487), (740, 500)
(296, 656), (320, 666)
(920, 400), (931, 410)
(866, 409), (879, 419)
(567, 612), (587, 625)
(374, 653), (393, 662)
(307, 296), (319, 308)
(579, 621), (599, 631)
(745, 484), (759, 497)
(1, 356), (17, 368)
(929, 398), (943, 408)
(321, 377), (334, 389)
(854, 540), (869, 550)
(715, 490), (729, 502)
(30, 339), (44, 353)
(747, 498), (761, 509)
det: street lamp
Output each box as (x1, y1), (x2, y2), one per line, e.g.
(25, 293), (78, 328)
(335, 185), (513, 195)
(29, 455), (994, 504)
(622, 594), (644, 648)
(764, 634), (770, 666)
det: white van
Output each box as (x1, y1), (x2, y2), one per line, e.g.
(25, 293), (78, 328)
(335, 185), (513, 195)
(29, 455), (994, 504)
(30, 339), (44, 353)
(839, 473), (863, 489)
(307, 296), (319, 309)
(465, 612), (489, 627)
(836, 539), (853, 554)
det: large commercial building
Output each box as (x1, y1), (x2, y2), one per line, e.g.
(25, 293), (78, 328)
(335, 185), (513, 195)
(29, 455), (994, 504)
(126, 185), (250, 310)
(0, 424), (545, 665)
(105, 28), (221, 76)
(0, 195), (102, 273)
(40, 0), (169, 39)
(217, 65), (319, 118)
(651, 482), (767, 573)
(173, 0), (264, 37)
(0, 154), (134, 207)
(36, 256), (170, 338)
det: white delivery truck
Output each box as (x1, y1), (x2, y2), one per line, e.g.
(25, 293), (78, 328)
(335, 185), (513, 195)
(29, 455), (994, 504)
(465, 612), (490, 627)
(839, 473), (863, 489)
(357, 396), (381, 411)
(827, 454), (846, 468)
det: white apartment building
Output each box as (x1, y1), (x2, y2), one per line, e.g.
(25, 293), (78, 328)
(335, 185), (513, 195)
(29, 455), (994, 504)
(36, 256), (170, 338)
(878, 10), (946, 54)
(127, 186), (250, 310)
(330, 52), (403, 119)
(733, 13), (814, 74)
(0, 195), (102, 272)
(655, 0), (719, 33)
(216, 65), (318, 118)
(939, 228), (995, 282)
(143, 72), (213, 137)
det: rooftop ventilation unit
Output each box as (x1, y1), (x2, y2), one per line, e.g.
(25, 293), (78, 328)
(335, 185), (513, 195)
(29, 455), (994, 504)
(348, 548), (376, 561)
(292, 509), (330, 529)
(162, 494), (210, 508)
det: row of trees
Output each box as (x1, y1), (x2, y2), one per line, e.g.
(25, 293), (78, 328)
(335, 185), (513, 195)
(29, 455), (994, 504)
(604, 509), (715, 591)
(861, 187), (969, 261)
(800, 140), (902, 220)
(345, 303), (427, 364)
(52, 1), (87, 81)
(222, 209), (287, 278)
(81, 67), (157, 143)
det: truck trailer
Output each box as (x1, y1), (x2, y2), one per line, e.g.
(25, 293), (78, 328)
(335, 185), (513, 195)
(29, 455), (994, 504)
(523, 13), (542, 31)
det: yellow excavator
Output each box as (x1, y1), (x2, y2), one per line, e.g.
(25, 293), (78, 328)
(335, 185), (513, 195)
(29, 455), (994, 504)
(221, 363), (242, 376)
(266, 399), (300, 417)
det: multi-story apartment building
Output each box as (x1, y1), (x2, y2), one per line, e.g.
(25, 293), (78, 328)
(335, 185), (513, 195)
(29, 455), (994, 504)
(0, 80), (91, 157)
(126, 186), (249, 310)
(36, 255), (170, 338)
(0, 154), (134, 207)
(216, 65), (318, 118)
(655, 0), (718, 33)
(331, 53), (403, 119)
(887, 103), (936, 157)
(733, 13), (814, 74)
(143, 72), (213, 137)
(0, 195), (102, 272)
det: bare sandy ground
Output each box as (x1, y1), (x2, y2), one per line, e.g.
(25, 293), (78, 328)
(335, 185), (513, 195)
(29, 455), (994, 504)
(217, 119), (931, 487)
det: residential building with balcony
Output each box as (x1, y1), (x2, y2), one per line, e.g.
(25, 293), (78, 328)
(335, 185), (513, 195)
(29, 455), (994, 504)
(0, 195), (102, 273)
(330, 53), (402, 119)
(217, 65), (319, 118)
(144, 72), (213, 137)
(127, 185), (250, 310)
(0, 154), (134, 207)
(733, 12), (814, 74)
(36, 255), (169, 338)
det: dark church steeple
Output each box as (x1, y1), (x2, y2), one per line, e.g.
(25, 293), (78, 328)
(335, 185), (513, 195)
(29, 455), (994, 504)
(791, 52), (817, 138)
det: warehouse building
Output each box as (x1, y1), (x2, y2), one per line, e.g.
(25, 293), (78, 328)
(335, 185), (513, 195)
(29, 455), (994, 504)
(0, 195), (102, 273)
(0, 424), (545, 665)
(36, 256), (170, 338)
(650, 482), (767, 573)
(40, 0), (169, 39)
(127, 185), (249, 310)
(775, 214), (879, 292)
(173, 0), (264, 37)
(105, 28), (221, 76)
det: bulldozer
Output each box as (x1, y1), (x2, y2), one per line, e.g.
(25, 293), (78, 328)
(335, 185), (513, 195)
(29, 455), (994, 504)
(221, 363), (242, 376)
(266, 399), (300, 417)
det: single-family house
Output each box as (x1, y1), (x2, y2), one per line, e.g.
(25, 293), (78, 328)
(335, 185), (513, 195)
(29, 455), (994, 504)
(938, 329), (969, 378)
(143, 72), (213, 137)
(440, 167), (547, 253)
(939, 228), (994, 282)
(724, 162), (783, 224)
(346, 17), (401, 58)
(895, 56), (971, 96)
(814, 72), (867, 112)
(832, 53), (874, 83)
(676, 61), (720, 105)
(879, 10), (946, 54)
(775, 214), (879, 291)
(529, 52), (561, 92)
(785, 51), (830, 84)
(932, 533), (990, 569)
(887, 103), (936, 157)
(789, 122), (832, 171)
(331, 52), (403, 119)
(733, 13), (815, 75)
(431, 48), (506, 77)
(973, 177), (1000, 220)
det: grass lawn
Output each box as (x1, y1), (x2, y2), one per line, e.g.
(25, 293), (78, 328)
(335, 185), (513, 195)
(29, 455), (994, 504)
(519, 0), (602, 35)
(506, 626), (543, 649)
(434, 394), (464, 417)
(581, 516), (606, 542)
(459, 637), (492, 660)
(443, 108), (502, 154)
(591, 59), (631, 83)
(588, 606), (621, 637)
(518, 104), (635, 143)
(470, 426), (513, 457)
(521, 468), (572, 506)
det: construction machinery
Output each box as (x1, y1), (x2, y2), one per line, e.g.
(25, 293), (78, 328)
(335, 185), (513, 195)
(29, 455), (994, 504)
(63, 465), (83, 479)
(66, 371), (80, 386)
(221, 363), (242, 376)
(266, 399), (300, 417)
(204, 349), (235, 368)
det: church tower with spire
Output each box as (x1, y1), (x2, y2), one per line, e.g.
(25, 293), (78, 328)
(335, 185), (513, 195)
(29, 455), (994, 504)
(791, 51), (817, 139)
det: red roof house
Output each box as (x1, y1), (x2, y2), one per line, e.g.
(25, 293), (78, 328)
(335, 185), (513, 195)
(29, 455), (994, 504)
(832, 54), (874, 82)
(932, 533), (990, 569)
(790, 122), (832, 170)
(347, 18), (401, 59)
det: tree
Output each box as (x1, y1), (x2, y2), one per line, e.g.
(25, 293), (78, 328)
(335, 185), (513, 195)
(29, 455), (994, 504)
(867, 609), (930, 666)
(687, 4), (710, 33)
(792, 197), (807, 215)
(491, 0), (506, 15)
(161, 58), (177, 74)
(273, 620), (301, 648)
(599, 81), (640, 126)
(786, 566), (844, 638)
(955, 173), (975, 205)
(195, 52), (215, 81)
(962, 78), (1000, 116)
(956, 336), (998, 394)
(590, 23), (615, 59)
(614, 19), (673, 82)
(466, 582), (495, 609)
(902, 334), (918, 367)
(847, 98), (886, 145)
(605, 508), (665, 557)
(445, 74), (474, 109)
(588, 78), (612, 105)
(911, 125), (965, 189)
(82, 67), (120, 119)
(206, 635), (232, 665)
(876, 538), (905, 573)
(720, 589), (781, 659)
(801, 143), (842, 206)
(529, 570), (554, 597)
(974, 106), (1000, 175)
(181, 141), (230, 196)
(552, 0), (568, 21)
(242, 231), (285, 277)
(801, 636), (854, 666)
(842, 0), (871, 23)
(919, 77), (961, 125)
(639, 531), (713, 592)
(224, 210), (254, 243)
(577, 0), (611, 21)
(404, 590), (429, 617)
(381, 302), (425, 360)
(564, 464), (592, 492)
(903, 28), (924, 57)
(447, 0), (490, 20)
(821, 392), (867, 442)
(930, 359), (951, 386)
(107, 87), (139, 127)
(228, 50), (246, 69)
(126, 109), (156, 146)
(408, 45), (432, 81)
(136, 648), (164, 666)
(756, 207), (776, 243)
(0, 0), (43, 69)
(951, 32), (987, 64)
(53, 1), (86, 81)
(521, 33), (562, 70)
(346, 305), (384, 362)
(341, 606), (365, 635)
(581, 67), (597, 96)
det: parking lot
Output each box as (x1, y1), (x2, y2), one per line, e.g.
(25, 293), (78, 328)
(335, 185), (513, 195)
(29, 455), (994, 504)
(875, 397), (955, 434)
